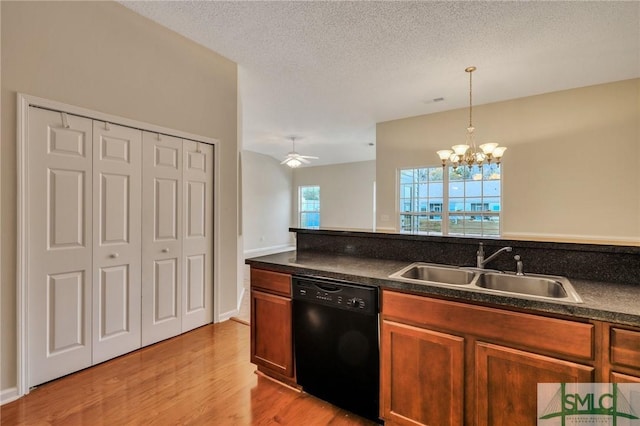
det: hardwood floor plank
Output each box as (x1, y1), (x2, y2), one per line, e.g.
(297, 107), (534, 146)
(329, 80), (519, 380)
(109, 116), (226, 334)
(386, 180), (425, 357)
(1, 321), (376, 425)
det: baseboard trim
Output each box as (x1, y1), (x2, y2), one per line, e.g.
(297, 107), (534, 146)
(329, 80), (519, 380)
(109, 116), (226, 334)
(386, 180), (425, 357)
(1, 387), (20, 405)
(244, 244), (295, 259)
(230, 317), (249, 326)
(219, 309), (239, 322)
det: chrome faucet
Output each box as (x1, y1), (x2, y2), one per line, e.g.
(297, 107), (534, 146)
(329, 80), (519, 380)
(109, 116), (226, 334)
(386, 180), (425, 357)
(476, 242), (513, 268)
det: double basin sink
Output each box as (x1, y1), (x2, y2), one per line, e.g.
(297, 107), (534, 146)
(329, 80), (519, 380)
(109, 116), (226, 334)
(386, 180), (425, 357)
(389, 263), (583, 303)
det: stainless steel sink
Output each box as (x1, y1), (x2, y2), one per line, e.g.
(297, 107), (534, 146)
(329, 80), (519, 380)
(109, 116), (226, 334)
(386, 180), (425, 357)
(476, 272), (583, 303)
(389, 263), (583, 303)
(389, 263), (479, 286)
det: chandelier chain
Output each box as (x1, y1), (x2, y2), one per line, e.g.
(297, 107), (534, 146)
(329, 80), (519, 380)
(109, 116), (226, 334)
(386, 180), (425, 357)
(469, 69), (473, 128)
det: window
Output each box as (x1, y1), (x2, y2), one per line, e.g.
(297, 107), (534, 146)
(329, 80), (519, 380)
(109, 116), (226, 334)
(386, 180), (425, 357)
(399, 164), (502, 237)
(299, 185), (320, 229)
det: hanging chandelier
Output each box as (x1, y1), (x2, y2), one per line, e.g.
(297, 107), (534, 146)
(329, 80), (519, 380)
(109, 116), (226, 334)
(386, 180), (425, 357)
(436, 66), (506, 169)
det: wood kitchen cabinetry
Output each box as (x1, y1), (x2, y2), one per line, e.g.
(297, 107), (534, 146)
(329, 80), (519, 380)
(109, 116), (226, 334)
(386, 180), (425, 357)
(381, 290), (596, 426)
(250, 268), (295, 384)
(606, 325), (640, 383)
(381, 319), (464, 425)
(474, 342), (593, 425)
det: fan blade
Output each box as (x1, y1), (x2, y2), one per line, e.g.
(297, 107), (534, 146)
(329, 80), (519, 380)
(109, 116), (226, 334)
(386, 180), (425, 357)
(280, 158), (290, 164)
(299, 155), (319, 160)
(298, 157), (310, 164)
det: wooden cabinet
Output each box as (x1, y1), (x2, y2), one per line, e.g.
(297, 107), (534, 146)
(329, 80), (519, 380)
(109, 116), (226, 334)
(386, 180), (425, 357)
(475, 342), (593, 425)
(381, 320), (464, 426)
(250, 268), (295, 383)
(607, 326), (640, 383)
(381, 290), (596, 426)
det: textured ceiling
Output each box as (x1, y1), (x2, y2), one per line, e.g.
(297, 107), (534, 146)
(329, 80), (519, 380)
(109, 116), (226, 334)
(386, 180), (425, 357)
(120, 1), (640, 166)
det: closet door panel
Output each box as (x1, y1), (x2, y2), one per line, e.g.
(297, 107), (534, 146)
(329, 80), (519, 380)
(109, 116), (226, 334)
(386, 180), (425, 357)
(142, 133), (183, 346)
(28, 108), (93, 387)
(92, 121), (142, 364)
(182, 141), (213, 332)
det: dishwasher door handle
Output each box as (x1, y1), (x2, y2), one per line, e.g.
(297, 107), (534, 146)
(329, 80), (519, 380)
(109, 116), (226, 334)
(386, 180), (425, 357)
(313, 282), (342, 293)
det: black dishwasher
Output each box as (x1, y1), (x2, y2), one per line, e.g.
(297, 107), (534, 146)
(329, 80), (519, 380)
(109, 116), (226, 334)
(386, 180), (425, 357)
(292, 276), (380, 422)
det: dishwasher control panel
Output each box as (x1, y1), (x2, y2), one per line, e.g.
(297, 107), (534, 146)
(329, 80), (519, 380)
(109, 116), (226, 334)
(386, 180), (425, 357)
(292, 276), (378, 315)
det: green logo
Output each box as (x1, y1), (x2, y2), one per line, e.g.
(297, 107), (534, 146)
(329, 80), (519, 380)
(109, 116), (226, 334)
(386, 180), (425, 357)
(539, 383), (640, 424)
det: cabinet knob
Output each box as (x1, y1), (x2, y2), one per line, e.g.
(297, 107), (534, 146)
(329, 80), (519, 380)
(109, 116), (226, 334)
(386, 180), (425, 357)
(110, 253), (119, 259)
(162, 248), (170, 253)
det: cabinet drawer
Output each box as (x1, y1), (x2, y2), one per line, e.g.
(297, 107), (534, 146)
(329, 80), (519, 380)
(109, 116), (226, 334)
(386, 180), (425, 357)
(611, 327), (640, 369)
(382, 290), (594, 360)
(251, 268), (291, 297)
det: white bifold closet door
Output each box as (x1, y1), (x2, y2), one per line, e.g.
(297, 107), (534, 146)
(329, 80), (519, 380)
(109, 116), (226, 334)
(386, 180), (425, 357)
(28, 108), (94, 386)
(181, 140), (214, 333)
(141, 133), (213, 346)
(141, 133), (183, 345)
(91, 121), (142, 364)
(27, 106), (213, 388)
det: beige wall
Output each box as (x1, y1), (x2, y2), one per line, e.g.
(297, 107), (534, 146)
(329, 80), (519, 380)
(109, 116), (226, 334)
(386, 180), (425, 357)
(242, 151), (294, 254)
(376, 79), (640, 244)
(1, 1), (239, 393)
(293, 161), (376, 231)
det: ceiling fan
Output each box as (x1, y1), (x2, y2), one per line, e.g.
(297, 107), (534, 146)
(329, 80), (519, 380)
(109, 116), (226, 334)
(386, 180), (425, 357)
(281, 136), (318, 168)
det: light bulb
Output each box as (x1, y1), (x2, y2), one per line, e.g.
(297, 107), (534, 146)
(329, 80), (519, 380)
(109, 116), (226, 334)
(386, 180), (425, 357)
(287, 159), (302, 168)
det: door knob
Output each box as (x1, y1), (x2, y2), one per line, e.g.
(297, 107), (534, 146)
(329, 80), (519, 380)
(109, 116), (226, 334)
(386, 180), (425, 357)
(110, 253), (119, 259)
(162, 248), (170, 253)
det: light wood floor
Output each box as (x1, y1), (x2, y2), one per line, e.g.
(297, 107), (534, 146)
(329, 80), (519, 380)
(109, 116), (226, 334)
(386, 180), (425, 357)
(1, 320), (376, 425)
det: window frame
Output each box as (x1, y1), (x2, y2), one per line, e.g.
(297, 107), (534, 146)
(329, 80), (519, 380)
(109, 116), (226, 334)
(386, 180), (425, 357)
(298, 185), (320, 229)
(398, 164), (502, 237)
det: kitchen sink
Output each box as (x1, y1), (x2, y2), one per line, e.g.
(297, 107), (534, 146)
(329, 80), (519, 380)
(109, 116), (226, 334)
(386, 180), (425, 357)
(389, 263), (479, 286)
(389, 263), (583, 303)
(476, 272), (583, 303)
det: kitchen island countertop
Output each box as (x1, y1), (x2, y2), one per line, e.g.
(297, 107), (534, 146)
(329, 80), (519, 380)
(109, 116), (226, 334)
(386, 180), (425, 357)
(246, 250), (640, 328)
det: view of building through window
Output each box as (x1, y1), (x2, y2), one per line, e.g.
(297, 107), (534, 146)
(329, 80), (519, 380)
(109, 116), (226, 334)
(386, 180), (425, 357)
(399, 164), (501, 236)
(299, 185), (320, 229)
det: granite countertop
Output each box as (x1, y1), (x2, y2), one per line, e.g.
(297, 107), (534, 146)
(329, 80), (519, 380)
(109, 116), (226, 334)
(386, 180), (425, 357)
(246, 250), (640, 328)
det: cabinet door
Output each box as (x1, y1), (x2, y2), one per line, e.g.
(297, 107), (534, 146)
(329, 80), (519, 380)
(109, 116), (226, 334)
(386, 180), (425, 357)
(250, 290), (293, 378)
(609, 326), (640, 382)
(475, 342), (594, 426)
(381, 320), (464, 426)
(611, 372), (640, 383)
